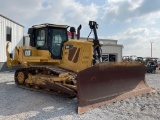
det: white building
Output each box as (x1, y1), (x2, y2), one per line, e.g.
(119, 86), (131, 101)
(0, 14), (24, 71)
(100, 39), (123, 62)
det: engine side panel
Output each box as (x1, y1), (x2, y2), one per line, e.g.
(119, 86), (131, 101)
(60, 40), (93, 72)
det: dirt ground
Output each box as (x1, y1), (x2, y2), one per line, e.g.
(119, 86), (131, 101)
(0, 70), (160, 120)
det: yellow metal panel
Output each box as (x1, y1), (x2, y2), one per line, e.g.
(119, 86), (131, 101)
(6, 38), (93, 70)
(60, 40), (93, 72)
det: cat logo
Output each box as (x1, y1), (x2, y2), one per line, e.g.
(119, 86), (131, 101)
(23, 49), (32, 56)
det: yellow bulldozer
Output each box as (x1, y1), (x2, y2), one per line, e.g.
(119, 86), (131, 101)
(6, 21), (155, 114)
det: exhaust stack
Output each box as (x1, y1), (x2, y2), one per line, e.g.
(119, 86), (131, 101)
(77, 24), (82, 40)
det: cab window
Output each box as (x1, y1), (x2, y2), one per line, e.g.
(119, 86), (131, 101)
(35, 29), (46, 47)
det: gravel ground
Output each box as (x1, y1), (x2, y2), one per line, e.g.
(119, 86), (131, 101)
(0, 70), (160, 120)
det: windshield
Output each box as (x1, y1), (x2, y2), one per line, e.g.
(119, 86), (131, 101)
(48, 28), (68, 59)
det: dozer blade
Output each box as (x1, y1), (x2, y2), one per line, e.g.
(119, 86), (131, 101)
(77, 62), (156, 114)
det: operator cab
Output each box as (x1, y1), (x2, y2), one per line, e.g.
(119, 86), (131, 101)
(28, 24), (69, 59)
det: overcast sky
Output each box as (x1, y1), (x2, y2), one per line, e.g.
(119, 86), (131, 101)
(0, 0), (160, 58)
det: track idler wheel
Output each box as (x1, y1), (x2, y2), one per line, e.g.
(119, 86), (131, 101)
(15, 70), (28, 85)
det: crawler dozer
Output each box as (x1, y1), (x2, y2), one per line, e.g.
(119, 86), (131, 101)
(6, 21), (155, 114)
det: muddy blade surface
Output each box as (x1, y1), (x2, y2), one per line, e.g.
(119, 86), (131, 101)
(77, 62), (155, 114)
